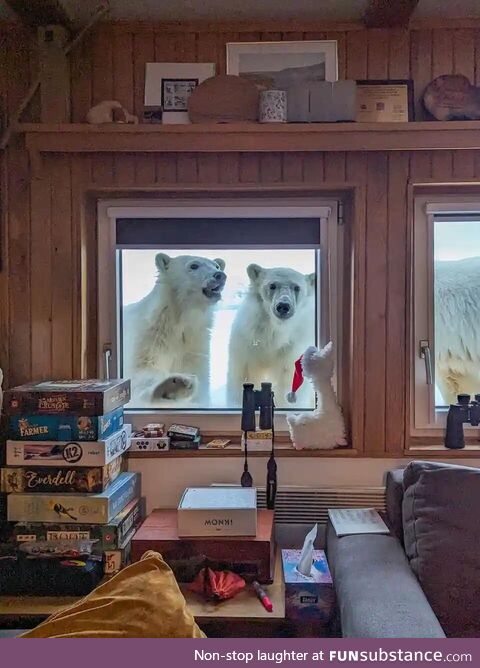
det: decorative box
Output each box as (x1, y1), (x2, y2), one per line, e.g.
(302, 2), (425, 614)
(177, 486), (257, 536)
(7, 471), (140, 524)
(6, 424), (131, 467)
(9, 407), (124, 442)
(281, 549), (335, 622)
(132, 508), (274, 583)
(287, 80), (357, 122)
(5, 379), (131, 416)
(130, 434), (170, 452)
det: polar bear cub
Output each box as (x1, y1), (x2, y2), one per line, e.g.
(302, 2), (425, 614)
(227, 263), (315, 406)
(122, 253), (226, 407)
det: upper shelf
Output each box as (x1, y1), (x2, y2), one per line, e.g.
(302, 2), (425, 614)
(19, 121), (480, 155)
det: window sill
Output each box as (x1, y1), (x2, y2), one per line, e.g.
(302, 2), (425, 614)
(406, 444), (480, 458)
(127, 444), (357, 458)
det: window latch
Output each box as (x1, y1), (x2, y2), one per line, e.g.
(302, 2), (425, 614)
(103, 344), (112, 380)
(419, 340), (433, 386)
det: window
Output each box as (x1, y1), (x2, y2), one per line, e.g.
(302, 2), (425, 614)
(98, 199), (341, 431)
(413, 196), (480, 435)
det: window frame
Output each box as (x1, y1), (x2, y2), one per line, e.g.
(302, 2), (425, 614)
(97, 197), (342, 433)
(412, 194), (480, 437)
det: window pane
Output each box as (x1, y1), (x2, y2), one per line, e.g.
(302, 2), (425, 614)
(120, 249), (317, 410)
(434, 219), (480, 407)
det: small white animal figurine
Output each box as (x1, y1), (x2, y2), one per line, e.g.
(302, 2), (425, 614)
(86, 100), (138, 124)
(286, 343), (347, 450)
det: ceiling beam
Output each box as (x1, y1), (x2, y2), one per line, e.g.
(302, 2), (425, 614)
(363, 0), (420, 28)
(4, 0), (74, 30)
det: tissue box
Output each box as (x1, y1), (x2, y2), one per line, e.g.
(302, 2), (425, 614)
(178, 486), (257, 537)
(287, 80), (357, 122)
(281, 549), (335, 622)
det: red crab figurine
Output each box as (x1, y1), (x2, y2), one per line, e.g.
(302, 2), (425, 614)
(189, 567), (246, 602)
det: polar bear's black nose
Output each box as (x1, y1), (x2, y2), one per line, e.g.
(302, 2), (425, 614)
(214, 271), (226, 283)
(276, 301), (291, 316)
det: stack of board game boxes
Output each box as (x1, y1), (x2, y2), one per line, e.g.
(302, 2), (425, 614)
(0, 379), (144, 593)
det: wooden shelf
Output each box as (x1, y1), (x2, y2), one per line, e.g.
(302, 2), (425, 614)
(128, 445), (357, 458)
(18, 121), (480, 157)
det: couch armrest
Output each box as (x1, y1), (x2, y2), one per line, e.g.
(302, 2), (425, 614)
(385, 468), (405, 542)
(325, 521), (445, 638)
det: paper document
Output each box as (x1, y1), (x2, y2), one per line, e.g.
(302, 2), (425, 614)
(328, 508), (389, 537)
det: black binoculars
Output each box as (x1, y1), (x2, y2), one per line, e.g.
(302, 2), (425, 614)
(241, 382), (274, 432)
(445, 393), (480, 449)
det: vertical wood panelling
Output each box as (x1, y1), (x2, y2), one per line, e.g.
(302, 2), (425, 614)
(3, 22), (480, 457)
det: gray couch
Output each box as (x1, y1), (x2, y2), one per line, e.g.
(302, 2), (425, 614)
(326, 461), (480, 638)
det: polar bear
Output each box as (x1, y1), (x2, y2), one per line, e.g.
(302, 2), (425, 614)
(435, 256), (480, 405)
(227, 264), (315, 407)
(122, 253), (226, 407)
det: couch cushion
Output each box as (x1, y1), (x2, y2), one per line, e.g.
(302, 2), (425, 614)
(326, 521), (445, 638)
(403, 460), (480, 637)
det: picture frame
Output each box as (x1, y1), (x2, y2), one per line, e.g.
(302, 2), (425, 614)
(144, 63), (215, 124)
(226, 40), (338, 89)
(356, 79), (414, 122)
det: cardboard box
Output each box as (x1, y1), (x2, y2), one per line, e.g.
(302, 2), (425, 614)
(130, 435), (170, 452)
(104, 533), (134, 575)
(6, 424), (132, 467)
(178, 487), (257, 537)
(242, 430), (273, 450)
(132, 508), (274, 583)
(9, 408), (124, 442)
(1, 457), (123, 494)
(5, 379), (131, 416)
(7, 472), (140, 524)
(9, 496), (146, 551)
(281, 549), (335, 622)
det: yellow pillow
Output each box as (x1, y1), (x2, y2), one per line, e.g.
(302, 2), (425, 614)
(21, 551), (205, 638)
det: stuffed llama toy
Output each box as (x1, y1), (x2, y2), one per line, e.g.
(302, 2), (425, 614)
(286, 343), (347, 450)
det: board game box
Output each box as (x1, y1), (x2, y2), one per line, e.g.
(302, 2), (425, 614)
(1, 457), (123, 494)
(7, 471), (140, 524)
(6, 424), (132, 467)
(8, 496), (146, 551)
(9, 407), (124, 442)
(5, 379), (131, 416)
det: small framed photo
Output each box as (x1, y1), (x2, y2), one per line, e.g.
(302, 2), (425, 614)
(226, 40), (338, 88)
(356, 80), (414, 122)
(144, 63), (215, 124)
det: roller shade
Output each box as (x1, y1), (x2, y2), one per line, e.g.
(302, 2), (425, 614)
(116, 217), (322, 247)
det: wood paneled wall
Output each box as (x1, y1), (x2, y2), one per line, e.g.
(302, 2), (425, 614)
(2, 20), (480, 456)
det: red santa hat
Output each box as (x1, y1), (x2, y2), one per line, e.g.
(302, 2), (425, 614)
(286, 354), (304, 403)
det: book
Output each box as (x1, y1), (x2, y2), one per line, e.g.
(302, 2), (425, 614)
(7, 472), (141, 524)
(9, 407), (124, 442)
(328, 508), (390, 537)
(4, 379), (131, 416)
(1, 457), (123, 494)
(6, 424), (131, 467)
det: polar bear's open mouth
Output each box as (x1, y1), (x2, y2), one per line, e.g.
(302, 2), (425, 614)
(202, 285), (223, 301)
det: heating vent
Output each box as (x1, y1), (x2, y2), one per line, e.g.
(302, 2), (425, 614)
(257, 486), (386, 524)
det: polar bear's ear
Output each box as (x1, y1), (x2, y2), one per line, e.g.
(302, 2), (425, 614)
(155, 253), (171, 272)
(306, 273), (316, 293)
(214, 258), (226, 271)
(247, 263), (264, 282)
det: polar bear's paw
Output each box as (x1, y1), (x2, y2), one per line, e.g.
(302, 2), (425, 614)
(151, 374), (198, 401)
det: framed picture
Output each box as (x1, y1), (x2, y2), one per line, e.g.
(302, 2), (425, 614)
(226, 40), (338, 89)
(356, 80), (414, 122)
(144, 63), (215, 124)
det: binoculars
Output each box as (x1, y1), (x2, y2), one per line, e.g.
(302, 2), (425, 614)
(241, 382), (274, 432)
(445, 393), (480, 449)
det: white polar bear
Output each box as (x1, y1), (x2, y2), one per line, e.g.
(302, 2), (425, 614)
(122, 253), (226, 407)
(435, 256), (480, 405)
(227, 264), (315, 407)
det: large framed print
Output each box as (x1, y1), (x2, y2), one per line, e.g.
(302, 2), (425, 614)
(356, 79), (414, 122)
(226, 40), (338, 88)
(144, 63), (215, 124)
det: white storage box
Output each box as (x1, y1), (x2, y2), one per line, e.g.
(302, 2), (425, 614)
(177, 487), (257, 537)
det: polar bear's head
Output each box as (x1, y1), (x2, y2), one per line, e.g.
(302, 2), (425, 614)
(247, 264), (315, 321)
(155, 253), (227, 303)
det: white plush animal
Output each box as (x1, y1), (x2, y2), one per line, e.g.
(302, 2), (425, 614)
(227, 264), (315, 407)
(122, 253), (226, 407)
(286, 343), (346, 450)
(86, 100), (138, 124)
(435, 257), (480, 404)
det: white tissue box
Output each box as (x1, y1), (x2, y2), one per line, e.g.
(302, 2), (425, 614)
(177, 487), (257, 537)
(281, 549), (335, 622)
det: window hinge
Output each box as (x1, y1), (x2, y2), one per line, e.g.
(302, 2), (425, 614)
(338, 201), (345, 226)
